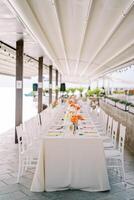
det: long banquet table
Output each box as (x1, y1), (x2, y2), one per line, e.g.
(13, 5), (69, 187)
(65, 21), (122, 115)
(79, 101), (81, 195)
(31, 135), (110, 192)
(30, 101), (110, 192)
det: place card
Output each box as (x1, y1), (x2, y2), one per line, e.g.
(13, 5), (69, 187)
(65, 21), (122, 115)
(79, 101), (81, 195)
(38, 82), (43, 88)
(49, 84), (52, 89)
(16, 80), (22, 89)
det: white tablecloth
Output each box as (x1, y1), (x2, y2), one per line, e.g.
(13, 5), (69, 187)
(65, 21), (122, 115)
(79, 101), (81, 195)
(31, 136), (110, 192)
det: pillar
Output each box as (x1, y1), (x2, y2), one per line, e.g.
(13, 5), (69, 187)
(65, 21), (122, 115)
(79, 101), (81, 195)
(38, 57), (43, 113)
(55, 70), (58, 100)
(15, 39), (24, 144)
(49, 65), (53, 105)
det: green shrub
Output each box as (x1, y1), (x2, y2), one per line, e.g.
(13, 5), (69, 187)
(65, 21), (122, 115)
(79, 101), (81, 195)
(77, 87), (84, 97)
(94, 88), (101, 96)
(87, 90), (94, 97)
(69, 88), (77, 95)
(119, 100), (132, 106)
(65, 88), (70, 94)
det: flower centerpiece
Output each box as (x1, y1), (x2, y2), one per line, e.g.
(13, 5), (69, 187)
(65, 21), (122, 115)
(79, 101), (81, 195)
(68, 101), (81, 111)
(65, 97), (85, 135)
(70, 114), (85, 134)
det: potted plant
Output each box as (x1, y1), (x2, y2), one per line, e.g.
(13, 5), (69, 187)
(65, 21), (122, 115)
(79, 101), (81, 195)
(107, 97), (115, 106)
(69, 88), (77, 95)
(86, 89), (94, 97)
(77, 87), (84, 97)
(65, 88), (70, 96)
(128, 104), (134, 114)
(106, 97), (120, 106)
(116, 100), (131, 111)
(94, 88), (101, 97)
(112, 98), (120, 106)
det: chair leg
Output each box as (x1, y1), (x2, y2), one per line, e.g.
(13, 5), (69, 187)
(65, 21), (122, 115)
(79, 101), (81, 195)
(122, 159), (127, 187)
(20, 159), (25, 177)
(17, 157), (22, 183)
(24, 156), (29, 171)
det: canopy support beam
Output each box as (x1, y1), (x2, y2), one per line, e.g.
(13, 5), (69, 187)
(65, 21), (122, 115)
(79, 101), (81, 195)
(38, 56), (43, 113)
(49, 65), (53, 105)
(15, 39), (24, 144)
(55, 70), (58, 100)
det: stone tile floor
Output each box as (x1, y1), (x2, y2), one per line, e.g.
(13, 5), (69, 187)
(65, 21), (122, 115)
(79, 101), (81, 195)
(0, 129), (134, 200)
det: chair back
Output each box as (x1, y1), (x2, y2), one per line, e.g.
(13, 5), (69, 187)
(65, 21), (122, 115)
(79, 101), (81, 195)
(40, 110), (45, 125)
(16, 124), (28, 154)
(40, 109), (53, 130)
(31, 115), (40, 139)
(107, 116), (113, 136)
(102, 112), (108, 132)
(99, 108), (104, 122)
(118, 124), (126, 155)
(24, 119), (33, 146)
(111, 119), (118, 149)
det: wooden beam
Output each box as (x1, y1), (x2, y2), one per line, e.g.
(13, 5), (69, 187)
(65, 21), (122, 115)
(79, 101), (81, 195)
(49, 65), (53, 105)
(38, 57), (43, 113)
(55, 70), (58, 100)
(0, 41), (48, 68)
(15, 39), (24, 144)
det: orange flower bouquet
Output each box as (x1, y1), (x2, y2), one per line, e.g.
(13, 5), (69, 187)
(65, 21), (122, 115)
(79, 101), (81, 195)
(69, 102), (80, 111)
(77, 114), (85, 120)
(70, 114), (85, 134)
(74, 104), (80, 110)
(68, 100), (74, 105)
(71, 115), (79, 124)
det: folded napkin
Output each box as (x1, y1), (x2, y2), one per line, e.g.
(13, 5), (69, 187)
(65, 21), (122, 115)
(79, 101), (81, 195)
(85, 131), (97, 134)
(82, 126), (94, 129)
(48, 132), (64, 136)
(78, 132), (98, 137)
(48, 129), (63, 132)
(84, 134), (98, 137)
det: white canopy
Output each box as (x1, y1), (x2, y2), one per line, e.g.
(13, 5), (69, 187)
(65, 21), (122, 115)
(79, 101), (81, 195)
(1, 0), (134, 83)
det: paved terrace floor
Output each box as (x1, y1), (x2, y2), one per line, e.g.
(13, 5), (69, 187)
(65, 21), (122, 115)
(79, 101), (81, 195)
(0, 129), (134, 200)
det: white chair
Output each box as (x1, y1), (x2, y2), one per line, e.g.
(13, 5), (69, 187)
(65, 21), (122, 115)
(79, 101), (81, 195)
(40, 107), (55, 135)
(100, 115), (112, 144)
(16, 124), (39, 183)
(40, 105), (65, 135)
(92, 108), (108, 134)
(103, 112), (108, 133)
(23, 119), (33, 147)
(105, 124), (126, 185)
(24, 115), (41, 145)
(101, 115), (113, 140)
(103, 119), (118, 149)
(31, 115), (41, 139)
(97, 111), (108, 137)
(111, 119), (118, 149)
(97, 109), (108, 133)
(107, 116), (113, 136)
